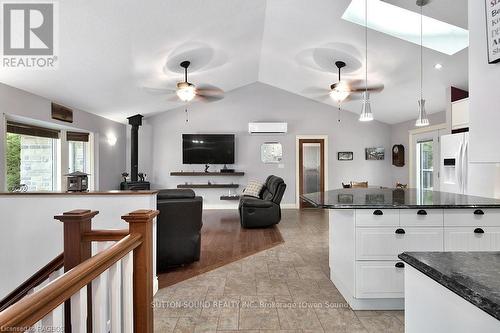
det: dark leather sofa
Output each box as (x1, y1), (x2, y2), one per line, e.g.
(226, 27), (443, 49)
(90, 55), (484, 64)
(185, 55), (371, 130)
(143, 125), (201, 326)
(156, 189), (202, 272)
(239, 175), (286, 228)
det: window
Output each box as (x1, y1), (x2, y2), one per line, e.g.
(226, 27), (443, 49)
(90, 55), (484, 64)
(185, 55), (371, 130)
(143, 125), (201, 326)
(67, 132), (90, 174)
(6, 122), (59, 192)
(5, 122), (94, 192)
(416, 140), (434, 191)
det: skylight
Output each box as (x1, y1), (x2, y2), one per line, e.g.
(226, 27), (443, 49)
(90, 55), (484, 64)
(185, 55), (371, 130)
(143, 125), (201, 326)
(342, 0), (469, 55)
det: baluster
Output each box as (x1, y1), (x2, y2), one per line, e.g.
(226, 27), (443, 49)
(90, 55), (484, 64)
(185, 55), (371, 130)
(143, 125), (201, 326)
(48, 269), (64, 330)
(121, 210), (159, 333)
(70, 287), (87, 333)
(92, 241), (110, 333)
(109, 258), (122, 333)
(122, 252), (133, 333)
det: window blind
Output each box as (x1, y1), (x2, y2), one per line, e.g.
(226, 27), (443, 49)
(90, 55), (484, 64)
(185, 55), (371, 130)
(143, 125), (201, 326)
(66, 131), (89, 142)
(6, 121), (60, 139)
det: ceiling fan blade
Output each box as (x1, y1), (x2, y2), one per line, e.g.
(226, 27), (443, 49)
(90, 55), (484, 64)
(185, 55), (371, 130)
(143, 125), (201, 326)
(349, 81), (385, 93)
(142, 86), (176, 95)
(196, 84), (224, 96)
(195, 94), (224, 103)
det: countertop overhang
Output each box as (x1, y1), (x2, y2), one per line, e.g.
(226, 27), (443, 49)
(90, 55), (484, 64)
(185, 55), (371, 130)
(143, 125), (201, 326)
(301, 188), (500, 209)
(399, 252), (500, 321)
(0, 190), (159, 196)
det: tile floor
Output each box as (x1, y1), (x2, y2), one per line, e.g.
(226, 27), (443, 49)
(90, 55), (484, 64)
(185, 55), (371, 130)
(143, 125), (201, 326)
(153, 209), (404, 332)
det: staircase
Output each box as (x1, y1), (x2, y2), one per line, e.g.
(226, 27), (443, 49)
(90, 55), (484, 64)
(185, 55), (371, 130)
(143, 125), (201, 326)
(0, 208), (159, 333)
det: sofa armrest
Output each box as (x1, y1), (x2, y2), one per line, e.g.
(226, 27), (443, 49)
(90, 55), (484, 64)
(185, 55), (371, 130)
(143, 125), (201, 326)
(240, 197), (274, 208)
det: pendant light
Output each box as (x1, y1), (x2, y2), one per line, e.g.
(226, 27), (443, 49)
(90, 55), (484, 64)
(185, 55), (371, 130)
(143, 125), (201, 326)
(359, 0), (373, 122)
(415, 0), (429, 127)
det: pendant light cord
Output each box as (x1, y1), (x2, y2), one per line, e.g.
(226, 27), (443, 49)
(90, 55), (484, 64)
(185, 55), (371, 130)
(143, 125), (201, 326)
(420, 3), (423, 101)
(365, 0), (368, 93)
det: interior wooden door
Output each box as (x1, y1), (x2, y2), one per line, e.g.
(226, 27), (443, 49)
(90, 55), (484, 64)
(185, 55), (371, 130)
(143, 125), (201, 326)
(299, 139), (325, 209)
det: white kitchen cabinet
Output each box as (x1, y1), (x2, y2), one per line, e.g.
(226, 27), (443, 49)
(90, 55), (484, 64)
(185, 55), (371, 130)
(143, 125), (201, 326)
(356, 227), (443, 260)
(451, 98), (469, 130)
(400, 209), (443, 227)
(444, 208), (500, 227)
(355, 261), (405, 299)
(356, 209), (399, 227)
(330, 207), (500, 310)
(444, 226), (500, 251)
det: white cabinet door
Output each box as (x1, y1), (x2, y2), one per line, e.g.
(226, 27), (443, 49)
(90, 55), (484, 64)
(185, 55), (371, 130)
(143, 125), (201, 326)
(356, 227), (443, 260)
(356, 228), (403, 260)
(356, 209), (399, 227)
(452, 98), (469, 130)
(444, 227), (500, 251)
(444, 209), (500, 227)
(400, 209), (444, 227)
(355, 261), (405, 298)
(403, 227), (444, 252)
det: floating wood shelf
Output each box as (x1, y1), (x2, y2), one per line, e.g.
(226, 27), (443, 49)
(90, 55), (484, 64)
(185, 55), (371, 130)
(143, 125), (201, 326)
(171, 172), (245, 176)
(220, 195), (241, 201)
(177, 184), (239, 189)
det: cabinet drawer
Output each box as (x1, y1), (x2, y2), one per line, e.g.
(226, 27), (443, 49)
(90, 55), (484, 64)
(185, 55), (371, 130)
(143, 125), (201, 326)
(400, 209), (443, 227)
(444, 209), (500, 227)
(444, 227), (500, 251)
(356, 227), (443, 260)
(356, 209), (399, 227)
(355, 261), (405, 298)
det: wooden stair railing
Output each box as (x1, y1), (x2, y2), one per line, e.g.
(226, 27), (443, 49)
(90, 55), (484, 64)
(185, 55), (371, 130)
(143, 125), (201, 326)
(0, 209), (159, 333)
(0, 253), (64, 312)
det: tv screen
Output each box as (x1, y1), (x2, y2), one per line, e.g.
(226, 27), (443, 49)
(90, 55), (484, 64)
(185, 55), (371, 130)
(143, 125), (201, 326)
(182, 134), (235, 164)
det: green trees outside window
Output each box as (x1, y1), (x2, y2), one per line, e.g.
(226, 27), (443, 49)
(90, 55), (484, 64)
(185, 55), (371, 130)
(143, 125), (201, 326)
(6, 133), (21, 191)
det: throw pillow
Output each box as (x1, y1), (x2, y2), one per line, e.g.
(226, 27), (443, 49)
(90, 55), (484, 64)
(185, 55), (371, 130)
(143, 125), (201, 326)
(243, 180), (264, 198)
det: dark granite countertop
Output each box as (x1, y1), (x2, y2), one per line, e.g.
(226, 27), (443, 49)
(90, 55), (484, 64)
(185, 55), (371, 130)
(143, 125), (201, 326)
(301, 188), (500, 209)
(399, 252), (500, 321)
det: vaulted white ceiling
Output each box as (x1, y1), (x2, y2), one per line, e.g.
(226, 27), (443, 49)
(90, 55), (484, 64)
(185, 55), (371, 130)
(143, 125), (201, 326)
(0, 0), (468, 124)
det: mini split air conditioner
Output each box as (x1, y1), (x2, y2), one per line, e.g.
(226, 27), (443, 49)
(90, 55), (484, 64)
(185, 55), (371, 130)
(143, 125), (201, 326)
(248, 122), (288, 134)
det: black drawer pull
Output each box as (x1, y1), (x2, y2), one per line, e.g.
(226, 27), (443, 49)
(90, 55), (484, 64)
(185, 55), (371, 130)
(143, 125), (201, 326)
(395, 228), (406, 235)
(373, 210), (383, 216)
(417, 210), (427, 215)
(395, 262), (405, 268)
(474, 228), (485, 234)
(474, 209), (485, 215)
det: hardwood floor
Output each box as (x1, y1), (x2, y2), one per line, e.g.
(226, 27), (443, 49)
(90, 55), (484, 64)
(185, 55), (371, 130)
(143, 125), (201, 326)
(158, 209), (284, 288)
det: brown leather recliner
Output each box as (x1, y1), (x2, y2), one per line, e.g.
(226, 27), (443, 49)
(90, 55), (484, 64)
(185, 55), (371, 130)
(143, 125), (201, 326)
(156, 189), (202, 272)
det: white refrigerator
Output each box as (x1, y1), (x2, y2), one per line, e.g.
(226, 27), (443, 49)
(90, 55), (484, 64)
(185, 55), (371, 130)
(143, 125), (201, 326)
(440, 132), (469, 194)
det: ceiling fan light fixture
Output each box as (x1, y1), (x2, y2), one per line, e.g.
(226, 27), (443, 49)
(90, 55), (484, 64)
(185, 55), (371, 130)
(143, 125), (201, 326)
(330, 80), (350, 102)
(359, 92), (374, 122)
(415, 99), (429, 127)
(176, 82), (196, 102)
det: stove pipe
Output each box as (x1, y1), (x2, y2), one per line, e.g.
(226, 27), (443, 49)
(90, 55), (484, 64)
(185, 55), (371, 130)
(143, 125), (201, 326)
(127, 114), (143, 182)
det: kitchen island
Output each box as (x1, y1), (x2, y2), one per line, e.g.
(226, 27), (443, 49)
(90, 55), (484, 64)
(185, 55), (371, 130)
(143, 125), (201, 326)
(302, 188), (500, 310)
(399, 252), (500, 332)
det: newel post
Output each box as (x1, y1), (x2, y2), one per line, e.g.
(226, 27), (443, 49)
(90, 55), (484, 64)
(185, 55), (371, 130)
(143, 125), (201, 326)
(54, 209), (98, 333)
(121, 209), (159, 333)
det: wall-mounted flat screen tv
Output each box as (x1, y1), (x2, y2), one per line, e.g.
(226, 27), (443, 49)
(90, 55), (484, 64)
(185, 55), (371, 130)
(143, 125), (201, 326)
(182, 134), (235, 164)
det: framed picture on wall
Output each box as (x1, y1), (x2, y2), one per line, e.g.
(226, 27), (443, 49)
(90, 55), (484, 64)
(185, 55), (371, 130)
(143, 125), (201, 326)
(365, 147), (385, 160)
(485, 0), (500, 63)
(337, 151), (353, 161)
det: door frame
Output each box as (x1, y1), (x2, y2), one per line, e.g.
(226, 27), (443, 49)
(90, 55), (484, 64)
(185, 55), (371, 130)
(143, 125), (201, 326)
(409, 123), (447, 188)
(295, 135), (329, 208)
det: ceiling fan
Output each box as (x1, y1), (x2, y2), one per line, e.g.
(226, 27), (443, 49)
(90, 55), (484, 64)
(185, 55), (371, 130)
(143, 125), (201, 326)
(305, 60), (384, 103)
(146, 60), (224, 103)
